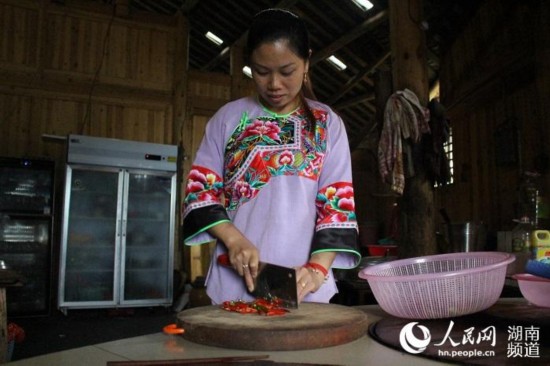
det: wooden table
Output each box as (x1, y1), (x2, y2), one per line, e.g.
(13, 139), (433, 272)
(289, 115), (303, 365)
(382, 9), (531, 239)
(9, 298), (546, 365)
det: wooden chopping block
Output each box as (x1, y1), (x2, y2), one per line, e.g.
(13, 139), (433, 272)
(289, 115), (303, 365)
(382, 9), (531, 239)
(176, 302), (369, 351)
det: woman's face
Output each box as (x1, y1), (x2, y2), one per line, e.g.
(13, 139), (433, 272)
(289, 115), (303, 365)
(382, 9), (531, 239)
(250, 40), (309, 115)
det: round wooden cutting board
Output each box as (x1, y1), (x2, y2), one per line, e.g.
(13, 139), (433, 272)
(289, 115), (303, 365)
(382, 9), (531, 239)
(176, 302), (369, 351)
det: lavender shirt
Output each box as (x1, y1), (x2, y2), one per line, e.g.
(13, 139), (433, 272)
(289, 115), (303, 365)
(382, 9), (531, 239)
(183, 96), (360, 304)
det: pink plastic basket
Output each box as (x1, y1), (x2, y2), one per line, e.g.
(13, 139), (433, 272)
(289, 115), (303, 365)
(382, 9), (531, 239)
(358, 252), (515, 319)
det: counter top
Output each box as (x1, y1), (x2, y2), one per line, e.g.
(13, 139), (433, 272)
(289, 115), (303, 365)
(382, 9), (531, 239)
(9, 298), (547, 366)
(7, 305), (450, 366)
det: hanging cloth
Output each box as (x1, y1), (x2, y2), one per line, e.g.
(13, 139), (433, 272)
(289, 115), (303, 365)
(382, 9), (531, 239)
(378, 89), (431, 195)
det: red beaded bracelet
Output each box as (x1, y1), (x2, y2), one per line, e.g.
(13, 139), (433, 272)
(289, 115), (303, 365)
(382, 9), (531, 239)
(305, 262), (329, 280)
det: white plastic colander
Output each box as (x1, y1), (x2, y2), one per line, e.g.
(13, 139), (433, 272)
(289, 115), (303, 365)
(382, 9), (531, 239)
(358, 251), (515, 319)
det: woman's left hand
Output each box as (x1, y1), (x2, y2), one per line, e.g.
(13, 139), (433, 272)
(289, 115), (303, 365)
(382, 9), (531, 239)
(295, 265), (325, 303)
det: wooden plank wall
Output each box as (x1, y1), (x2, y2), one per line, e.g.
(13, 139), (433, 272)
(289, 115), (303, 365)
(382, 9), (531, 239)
(0, 0), (177, 161)
(0, 1), (188, 296)
(0, 0), (256, 287)
(437, 0), (549, 236)
(181, 70), (232, 178)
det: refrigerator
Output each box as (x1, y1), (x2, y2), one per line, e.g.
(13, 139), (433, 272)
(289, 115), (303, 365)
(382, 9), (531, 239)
(58, 135), (178, 312)
(0, 157), (55, 317)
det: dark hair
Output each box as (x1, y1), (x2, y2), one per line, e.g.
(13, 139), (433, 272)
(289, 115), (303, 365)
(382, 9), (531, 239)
(247, 8), (317, 131)
(247, 9), (310, 61)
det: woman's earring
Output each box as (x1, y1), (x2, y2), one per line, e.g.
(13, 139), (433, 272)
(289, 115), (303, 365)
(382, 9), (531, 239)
(304, 72), (308, 84)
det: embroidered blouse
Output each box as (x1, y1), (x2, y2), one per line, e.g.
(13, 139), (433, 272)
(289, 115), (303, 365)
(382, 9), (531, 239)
(183, 96), (360, 304)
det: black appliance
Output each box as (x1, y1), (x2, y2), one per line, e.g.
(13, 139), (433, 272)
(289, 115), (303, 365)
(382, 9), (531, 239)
(0, 157), (55, 317)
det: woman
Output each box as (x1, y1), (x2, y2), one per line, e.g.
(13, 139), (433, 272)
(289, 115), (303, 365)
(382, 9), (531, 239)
(183, 8), (360, 304)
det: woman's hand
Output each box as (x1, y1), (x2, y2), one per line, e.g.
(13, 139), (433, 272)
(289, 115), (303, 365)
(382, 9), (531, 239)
(295, 252), (336, 303)
(208, 222), (259, 292)
(296, 265), (325, 302)
(227, 238), (260, 292)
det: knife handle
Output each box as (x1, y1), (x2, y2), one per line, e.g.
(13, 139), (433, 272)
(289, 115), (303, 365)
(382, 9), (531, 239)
(217, 253), (231, 267)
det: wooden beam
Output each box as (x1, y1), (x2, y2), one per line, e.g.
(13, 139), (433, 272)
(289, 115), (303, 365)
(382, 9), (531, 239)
(180, 0), (199, 13)
(171, 10), (189, 275)
(0, 288), (6, 363)
(0, 70), (172, 107)
(200, 46), (231, 71)
(230, 37), (246, 99)
(388, 0), (435, 258)
(327, 51), (390, 104)
(173, 11), (189, 144)
(333, 93), (375, 110)
(132, 0), (172, 14)
(339, 108), (374, 129)
(310, 10), (388, 66)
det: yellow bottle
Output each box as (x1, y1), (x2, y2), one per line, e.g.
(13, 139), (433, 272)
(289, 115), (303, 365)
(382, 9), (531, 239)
(531, 230), (550, 262)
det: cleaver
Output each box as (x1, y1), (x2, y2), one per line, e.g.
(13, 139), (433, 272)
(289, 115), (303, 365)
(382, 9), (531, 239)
(217, 254), (298, 308)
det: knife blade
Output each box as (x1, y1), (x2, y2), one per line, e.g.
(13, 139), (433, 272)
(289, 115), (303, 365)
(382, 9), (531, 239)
(217, 254), (298, 309)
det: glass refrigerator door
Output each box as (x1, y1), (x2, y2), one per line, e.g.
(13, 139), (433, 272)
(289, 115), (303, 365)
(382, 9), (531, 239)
(0, 215), (51, 316)
(122, 172), (174, 304)
(60, 167), (122, 305)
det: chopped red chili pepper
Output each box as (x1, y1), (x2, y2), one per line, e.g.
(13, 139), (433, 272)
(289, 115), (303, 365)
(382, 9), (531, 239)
(266, 308), (288, 316)
(221, 298), (289, 316)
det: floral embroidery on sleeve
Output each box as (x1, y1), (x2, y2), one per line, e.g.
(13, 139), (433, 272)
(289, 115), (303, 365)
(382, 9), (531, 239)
(315, 182), (357, 228)
(183, 166), (224, 214)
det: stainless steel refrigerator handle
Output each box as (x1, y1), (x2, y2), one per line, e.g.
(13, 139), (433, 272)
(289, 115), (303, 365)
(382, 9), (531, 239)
(117, 219), (122, 237)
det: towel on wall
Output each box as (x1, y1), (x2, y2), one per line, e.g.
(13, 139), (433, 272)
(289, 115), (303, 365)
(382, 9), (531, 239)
(378, 89), (431, 195)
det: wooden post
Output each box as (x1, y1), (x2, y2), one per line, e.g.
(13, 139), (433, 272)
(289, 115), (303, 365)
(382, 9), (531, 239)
(173, 12), (189, 275)
(388, 0), (436, 257)
(0, 288), (6, 363)
(174, 12), (189, 148)
(373, 69), (399, 236)
(230, 38), (246, 100)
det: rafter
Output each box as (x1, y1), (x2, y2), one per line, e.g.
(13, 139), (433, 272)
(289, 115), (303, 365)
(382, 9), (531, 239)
(310, 10), (388, 66)
(180, 0), (199, 14)
(333, 92), (375, 110)
(327, 51), (390, 104)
